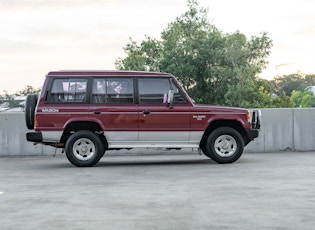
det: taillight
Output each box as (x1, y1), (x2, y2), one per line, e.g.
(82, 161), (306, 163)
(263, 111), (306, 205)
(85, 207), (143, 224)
(34, 116), (38, 128)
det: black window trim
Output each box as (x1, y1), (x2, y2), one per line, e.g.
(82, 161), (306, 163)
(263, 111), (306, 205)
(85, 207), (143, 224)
(136, 76), (188, 105)
(90, 76), (135, 105)
(45, 77), (89, 104)
(44, 75), (188, 105)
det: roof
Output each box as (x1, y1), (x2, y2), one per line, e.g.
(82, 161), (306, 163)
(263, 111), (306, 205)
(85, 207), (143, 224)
(47, 70), (172, 77)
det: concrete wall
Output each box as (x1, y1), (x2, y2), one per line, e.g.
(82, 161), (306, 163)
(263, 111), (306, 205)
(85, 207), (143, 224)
(0, 113), (55, 156)
(245, 108), (315, 152)
(1, 109), (315, 156)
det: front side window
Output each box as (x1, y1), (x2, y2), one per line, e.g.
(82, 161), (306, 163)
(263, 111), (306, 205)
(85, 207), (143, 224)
(48, 78), (87, 103)
(138, 78), (187, 104)
(92, 77), (134, 104)
(171, 80), (188, 104)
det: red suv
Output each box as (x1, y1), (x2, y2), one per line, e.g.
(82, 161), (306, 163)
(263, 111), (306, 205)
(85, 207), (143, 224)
(25, 71), (260, 167)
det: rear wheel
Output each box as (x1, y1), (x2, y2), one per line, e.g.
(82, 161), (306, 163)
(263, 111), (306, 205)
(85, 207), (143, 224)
(65, 130), (105, 167)
(25, 94), (38, 130)
(205, 127), (244, 164)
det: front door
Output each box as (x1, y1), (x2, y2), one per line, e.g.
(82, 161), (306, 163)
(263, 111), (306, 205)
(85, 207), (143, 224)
(137, 77), (191, 147)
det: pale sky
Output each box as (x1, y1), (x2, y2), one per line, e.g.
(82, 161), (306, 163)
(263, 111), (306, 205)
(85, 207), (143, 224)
(1, 0), (315, 93)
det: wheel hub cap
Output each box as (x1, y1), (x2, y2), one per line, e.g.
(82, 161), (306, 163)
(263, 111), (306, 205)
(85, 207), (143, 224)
(214, 135), (237, 157)
(73, 138), (96, 161)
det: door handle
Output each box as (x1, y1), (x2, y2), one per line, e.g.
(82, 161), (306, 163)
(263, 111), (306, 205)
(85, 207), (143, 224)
(94, 110), (101, 114)
(143, 109), (151, 115)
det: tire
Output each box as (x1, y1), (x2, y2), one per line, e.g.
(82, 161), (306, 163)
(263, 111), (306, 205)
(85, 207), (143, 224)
(25, 94), (38, 130)
(65, 130), (105, 167)
(205, 127), (244, 164)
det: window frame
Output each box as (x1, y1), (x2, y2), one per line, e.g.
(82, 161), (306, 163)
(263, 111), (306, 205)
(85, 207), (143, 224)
(44, 75), (188, 105)
(91, 77), (135, 104)
(136, 77), (188, 105)
(45, 77), (89, 104)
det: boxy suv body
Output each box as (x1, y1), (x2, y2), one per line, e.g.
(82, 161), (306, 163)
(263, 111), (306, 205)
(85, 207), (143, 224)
(25, 71), (260, 167)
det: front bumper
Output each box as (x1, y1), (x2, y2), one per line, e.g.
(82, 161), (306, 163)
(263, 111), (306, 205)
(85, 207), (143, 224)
(246, 129), (259, 140)
(251, 109), (261, 129)
(244, 109), (261, 145)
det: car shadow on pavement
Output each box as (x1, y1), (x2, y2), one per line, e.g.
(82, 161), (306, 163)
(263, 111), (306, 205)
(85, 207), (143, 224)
(97, 158), (215, 167)
(34, 154), (251, 169)
(41, 158), (215, 169)
(97, 153), (252, 168)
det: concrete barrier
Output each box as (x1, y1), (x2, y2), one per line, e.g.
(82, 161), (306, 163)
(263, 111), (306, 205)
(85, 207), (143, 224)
(1, 108), (315, 156)
(245, 108), (315, 152)
(0, 112), (55, 156)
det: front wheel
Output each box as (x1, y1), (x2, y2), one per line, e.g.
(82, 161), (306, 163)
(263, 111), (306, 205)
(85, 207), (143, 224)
(65, 130), (105, 167)
(205, 127), (244, 164)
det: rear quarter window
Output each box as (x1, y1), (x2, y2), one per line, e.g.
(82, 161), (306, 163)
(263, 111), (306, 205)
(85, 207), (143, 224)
(47, 78), (88, 103)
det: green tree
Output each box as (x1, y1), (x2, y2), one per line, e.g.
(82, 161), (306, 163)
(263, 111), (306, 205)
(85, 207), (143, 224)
(255, 78), (276, 108)
(0, 90), (19, 108)
(115, 38), (146, 71)
(0, 86), (41, 109)
(159, 0), (226, 104)
(116, 0), (273, 107)
(115, 36), (162, 72)
(223, 32), (272, 107)
(270, 91), (294, 108)
(15, 85), (41, 96)
(291, 90), (315, 107)
(305, 74), (315, 86)
(272, 74), (307, 97)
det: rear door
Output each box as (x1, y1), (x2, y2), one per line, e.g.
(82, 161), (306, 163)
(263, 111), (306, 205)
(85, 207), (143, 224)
(90, 77), (138, 147)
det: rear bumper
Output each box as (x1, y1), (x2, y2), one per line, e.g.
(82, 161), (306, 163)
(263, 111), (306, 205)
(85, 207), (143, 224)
(26, 132), (43, 142)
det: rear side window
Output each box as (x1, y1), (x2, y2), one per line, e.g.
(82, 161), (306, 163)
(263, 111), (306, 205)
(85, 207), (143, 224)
(92, 77), (134, 104)
(47, 78), (88, 103)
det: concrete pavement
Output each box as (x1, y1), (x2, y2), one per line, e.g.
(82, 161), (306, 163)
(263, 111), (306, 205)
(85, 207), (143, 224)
(1, 152), (315, 229)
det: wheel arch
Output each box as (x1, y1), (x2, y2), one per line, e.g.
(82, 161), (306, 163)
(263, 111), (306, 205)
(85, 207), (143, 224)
(200, 120), (246, 152)
(60, 121), (108, 149)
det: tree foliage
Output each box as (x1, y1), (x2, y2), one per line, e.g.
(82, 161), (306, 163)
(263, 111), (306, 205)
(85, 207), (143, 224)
(291, 90), (315, 107)
(0, 86), (41, 108)
(272, 74), (307, 96)
(115, 36), (162, 72)
(272, 73), (315, 96)
(15, 85), (41, 96)
(0, 91), (19, 108)
(269, 73), (315, 107)
(115, 0), (273, 107)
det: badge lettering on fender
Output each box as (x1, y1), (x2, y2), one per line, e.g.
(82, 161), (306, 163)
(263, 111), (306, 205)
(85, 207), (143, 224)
(42, 109), (59, 113)
(193, 115), (206, 121)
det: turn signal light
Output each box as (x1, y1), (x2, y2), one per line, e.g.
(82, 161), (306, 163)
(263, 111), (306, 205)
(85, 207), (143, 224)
(247, 112), (251, 123)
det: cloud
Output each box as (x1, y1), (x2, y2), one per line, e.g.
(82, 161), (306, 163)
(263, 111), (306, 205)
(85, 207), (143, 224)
(1, 0), (315, 92)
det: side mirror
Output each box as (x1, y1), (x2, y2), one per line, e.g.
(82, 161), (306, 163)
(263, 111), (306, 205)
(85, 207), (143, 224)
(167, 90), (174, 109)
(167, 90), (174, 104)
